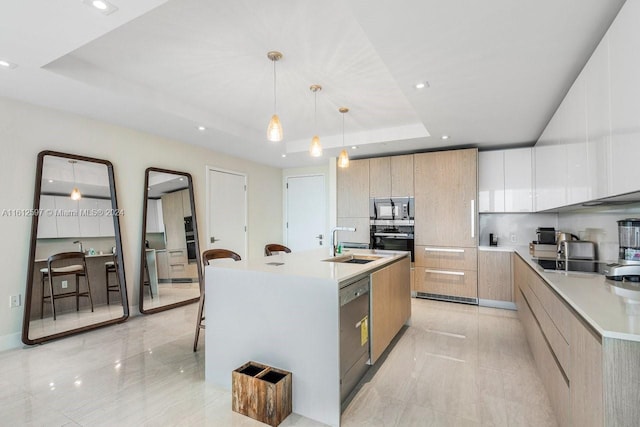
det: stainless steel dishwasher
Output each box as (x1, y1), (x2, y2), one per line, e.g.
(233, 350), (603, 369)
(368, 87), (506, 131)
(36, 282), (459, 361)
(339, 276), (370, 403)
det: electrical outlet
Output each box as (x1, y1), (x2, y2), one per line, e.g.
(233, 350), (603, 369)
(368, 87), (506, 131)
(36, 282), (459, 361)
(510, 233), (518, 243)
(9, 294), (21, 308)
(62, 280), (68, 289)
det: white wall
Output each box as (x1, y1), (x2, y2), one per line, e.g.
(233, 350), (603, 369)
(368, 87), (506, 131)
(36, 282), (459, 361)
(0, 96), (283, 350)
(479, 213), (558, 247)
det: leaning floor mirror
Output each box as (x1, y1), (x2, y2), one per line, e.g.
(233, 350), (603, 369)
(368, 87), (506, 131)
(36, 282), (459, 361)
(139, 168), (202, 314)
(22, 151), (128, 345)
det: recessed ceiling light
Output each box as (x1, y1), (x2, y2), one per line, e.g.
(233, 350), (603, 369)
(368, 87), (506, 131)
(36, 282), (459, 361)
(351, 146), (358, 150)
(281, 154), (286, 158)
(415, 81), (429, 89)
(0, 59), (17, 69)
(83, 0), (118, 15)
(441, 135), (450, 140)
(197, 126), (206, 131)
(48, 179), (54, 183)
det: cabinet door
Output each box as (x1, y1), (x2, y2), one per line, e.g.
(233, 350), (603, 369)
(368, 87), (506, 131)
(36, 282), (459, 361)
(391, 154), (414, 197)
(337, 159), (369, 217)
(78, 198), (100, 237)
(146, 199), (159, 233)
(162, 191), (186, 250)
(570, 315), (603, 426)
(369, 157), (390, 197)
(54, 196), (80, 238)
(478, 150), (505, 213)
(609, 0), (640, 196)
(370, 257), (411, 363)
(534, 143), (567, 211)
(181, 189), (192, 217)
(156, 251), (169, 280)
(414, 149), (477, 247)
(37, 195), (58, 238)
(585, 36), (611, 200)
(504, 148), (533, 212)
(478, 251), (512, 302)
(97, 198), (115, 236)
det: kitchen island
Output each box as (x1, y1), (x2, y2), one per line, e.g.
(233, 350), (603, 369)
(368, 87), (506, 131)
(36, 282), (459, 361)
(204, 248), (411, 427)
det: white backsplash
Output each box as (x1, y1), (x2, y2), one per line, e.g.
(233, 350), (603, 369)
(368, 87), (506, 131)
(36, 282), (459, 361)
(479, 213), (558, 248)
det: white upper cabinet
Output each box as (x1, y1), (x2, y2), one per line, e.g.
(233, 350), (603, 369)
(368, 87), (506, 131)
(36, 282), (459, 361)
(78, 198), (101, 237)
(479, 151), (505, 213)
(609, 0), (640, 196)
(504, 148), (533, 212)
(535, 142), (567, 211)
(563, 75), (590, 206)
(479, 148), (533, 213)
(97, 198), (115, 237)
(54, 196), (80, 238)
(36, 195), (57, 238)
(584, 35), (611, 200)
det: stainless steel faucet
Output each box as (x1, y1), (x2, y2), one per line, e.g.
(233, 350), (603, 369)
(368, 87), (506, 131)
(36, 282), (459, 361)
(331, 227), (356, 256)
(73, 240), (83, 253)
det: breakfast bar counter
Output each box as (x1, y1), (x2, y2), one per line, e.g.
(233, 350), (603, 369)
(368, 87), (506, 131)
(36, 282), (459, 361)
(204, 248), (411, 426)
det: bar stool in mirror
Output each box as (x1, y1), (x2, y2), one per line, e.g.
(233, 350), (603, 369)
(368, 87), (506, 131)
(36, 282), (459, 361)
(194, 249), (241, 351)
(40, 252), (94, 320)
(105, 251), (121, 305)
(264, 243), (291, 256)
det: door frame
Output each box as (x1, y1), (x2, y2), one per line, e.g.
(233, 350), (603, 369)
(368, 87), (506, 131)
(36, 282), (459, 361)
(283, 173), (327, 248)
(205, 165), (248, 259)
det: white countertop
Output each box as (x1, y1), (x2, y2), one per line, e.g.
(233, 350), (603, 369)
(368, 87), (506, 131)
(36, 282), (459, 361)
(478, 245), (520, 252)
(35, 253), (114, 263)
(207, 248), (410, 284)
(515, 248), (640, 342)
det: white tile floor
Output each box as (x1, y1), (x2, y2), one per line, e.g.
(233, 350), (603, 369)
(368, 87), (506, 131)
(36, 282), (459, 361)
(0, 298), (556, 426)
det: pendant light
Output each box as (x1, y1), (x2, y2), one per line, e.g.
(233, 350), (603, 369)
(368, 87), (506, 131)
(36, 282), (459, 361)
(266, 51), (284, 142)
(69, 160), (82, 200)
(309, 84), (323, 157)
(338, 107), (350, 168)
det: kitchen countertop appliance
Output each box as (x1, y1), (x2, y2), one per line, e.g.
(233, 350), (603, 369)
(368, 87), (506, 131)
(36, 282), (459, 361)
(370, 197), (415, 260)
(536, 227), (556, 244)
(557, 240), (598, 272)
(604, 218), (640, 281)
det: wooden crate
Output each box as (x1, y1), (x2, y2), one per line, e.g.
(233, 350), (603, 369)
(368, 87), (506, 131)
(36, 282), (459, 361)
(232, 361), (292, 427)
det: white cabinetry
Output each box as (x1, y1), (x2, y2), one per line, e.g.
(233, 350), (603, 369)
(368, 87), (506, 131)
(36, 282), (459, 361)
(479, 148), (532, 213)
(54, 196), (80, 237)
(146, 199), (164, 233)
(97, 198), (115, 236)
(609, 0), (640, 196)
(37, 195), (58, 238)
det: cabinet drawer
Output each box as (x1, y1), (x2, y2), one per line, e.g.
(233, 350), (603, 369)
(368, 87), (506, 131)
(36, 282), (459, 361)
(169, 262), (186, 278)
(167, 248), (188, 264)
(527, 272), (571, 342)
(415, 246), (477, 270)
(520, 277), (570, 376)
(414, 267), (477, 299)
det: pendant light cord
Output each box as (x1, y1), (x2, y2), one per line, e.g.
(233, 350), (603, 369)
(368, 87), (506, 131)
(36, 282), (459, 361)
(342, 112), (345, 147)
(314, 91), (317, 132)
(273, 60), (277, 113)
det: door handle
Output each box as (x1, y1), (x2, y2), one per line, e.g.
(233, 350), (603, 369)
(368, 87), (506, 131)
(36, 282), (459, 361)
(424, 247), (465, 253)
(315, 234), (323, 239)
(210, 237), (220, 243)
(425, 269), (465, 276)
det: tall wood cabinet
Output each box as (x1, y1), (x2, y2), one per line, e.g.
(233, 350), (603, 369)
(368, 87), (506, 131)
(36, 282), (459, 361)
(413, 149), (478, 301)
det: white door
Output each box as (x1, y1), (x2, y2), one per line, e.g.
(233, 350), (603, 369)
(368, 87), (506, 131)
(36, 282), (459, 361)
(207, 168), (247, 259)
(286, 175), (326, 251)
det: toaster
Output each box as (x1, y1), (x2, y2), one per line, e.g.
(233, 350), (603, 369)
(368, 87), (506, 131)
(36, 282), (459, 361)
(557, 240), (597, 260)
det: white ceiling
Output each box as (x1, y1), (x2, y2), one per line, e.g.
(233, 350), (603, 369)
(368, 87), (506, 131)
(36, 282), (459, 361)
(0, 0), (626, 168)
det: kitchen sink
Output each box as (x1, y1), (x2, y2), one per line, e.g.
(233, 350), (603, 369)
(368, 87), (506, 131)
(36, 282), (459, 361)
(322, 254), (383, 264)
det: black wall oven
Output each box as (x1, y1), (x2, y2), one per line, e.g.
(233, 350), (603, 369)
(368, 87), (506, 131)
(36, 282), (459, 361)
(370, 224), (415, 261)
(370, 197), (415, 260)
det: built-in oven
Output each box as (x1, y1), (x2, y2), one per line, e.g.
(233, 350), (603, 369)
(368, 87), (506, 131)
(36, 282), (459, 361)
(184, 216), (197, 262)
(370, 225), (415, 261)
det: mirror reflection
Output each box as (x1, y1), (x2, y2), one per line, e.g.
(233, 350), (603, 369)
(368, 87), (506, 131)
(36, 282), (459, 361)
(23, 151), (128, 344)
(140, 169), (201, 313)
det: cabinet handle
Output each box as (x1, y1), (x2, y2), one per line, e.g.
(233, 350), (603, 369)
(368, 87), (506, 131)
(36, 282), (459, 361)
(470, 199), (475, 239)
(424, 247), (465, 253)
(425, 269), (465, 276)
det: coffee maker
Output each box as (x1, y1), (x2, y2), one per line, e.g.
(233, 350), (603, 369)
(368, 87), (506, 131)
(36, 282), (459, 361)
(603, 219), (640, 281)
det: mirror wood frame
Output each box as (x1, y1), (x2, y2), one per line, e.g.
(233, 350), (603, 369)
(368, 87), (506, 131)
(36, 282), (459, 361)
(22, 150), (129, 345)
(139, 167), (202, 314)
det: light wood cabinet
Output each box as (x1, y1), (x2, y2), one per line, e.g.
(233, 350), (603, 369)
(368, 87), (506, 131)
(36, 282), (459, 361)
(156, 250), (169, 280)
(414, 149), (477, 247)
(414, 266), (477, 299)
(370, 256), (411, 363)
(337, 159), (369, 218)
(369, 154), (414, 198)
(390, 155), (414, 197)
(162, 190), (187, 251)
(182, 189), (192, 217)
(478, 250), (512, 302)
(369, 157), (391, 197)
(570, 314), (603, 427)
